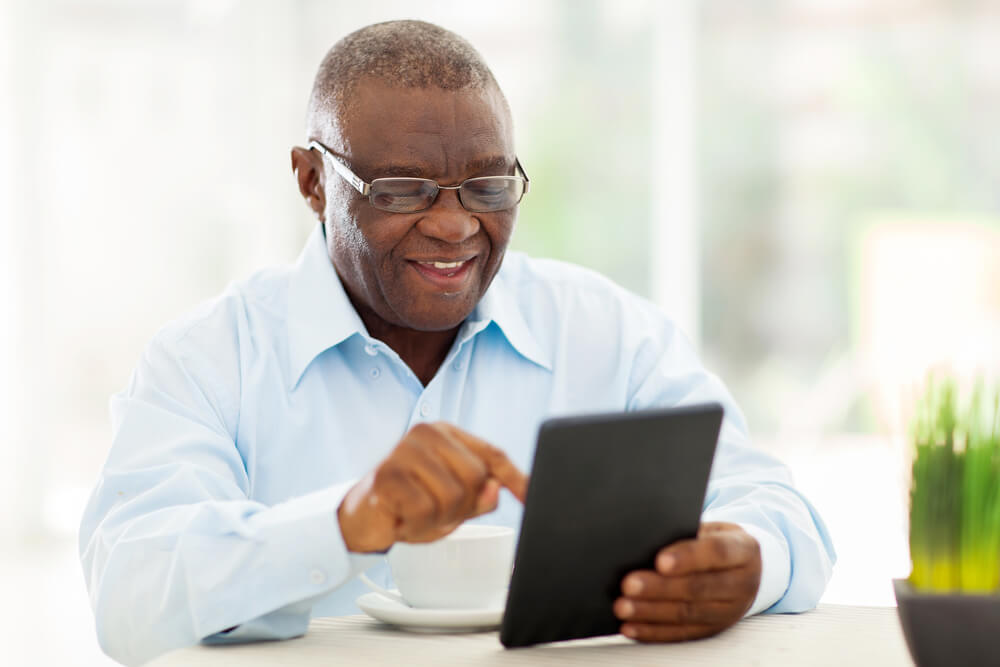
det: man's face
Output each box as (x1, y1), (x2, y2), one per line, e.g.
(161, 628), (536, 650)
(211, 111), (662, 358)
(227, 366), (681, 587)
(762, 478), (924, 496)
(320, 80), (518, 333)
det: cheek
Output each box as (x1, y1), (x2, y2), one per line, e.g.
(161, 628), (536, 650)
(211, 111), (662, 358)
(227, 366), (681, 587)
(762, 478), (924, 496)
(484, 215), (516, 261)
(325, 203), (405, 283)
(324, 205), (375, 284)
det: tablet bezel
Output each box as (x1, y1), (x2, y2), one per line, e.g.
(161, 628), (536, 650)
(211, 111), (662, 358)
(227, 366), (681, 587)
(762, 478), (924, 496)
(499, 402), (724, 648)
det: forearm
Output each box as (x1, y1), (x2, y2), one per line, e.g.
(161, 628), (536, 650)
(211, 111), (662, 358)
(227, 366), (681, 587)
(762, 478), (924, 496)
(701, 453), (836, 615)
(624, 324), (835, 615)
(80, 479), (361, 666)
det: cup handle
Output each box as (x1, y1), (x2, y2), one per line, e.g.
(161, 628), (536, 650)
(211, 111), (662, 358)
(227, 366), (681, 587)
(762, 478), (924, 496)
(358, 572), (409, 607)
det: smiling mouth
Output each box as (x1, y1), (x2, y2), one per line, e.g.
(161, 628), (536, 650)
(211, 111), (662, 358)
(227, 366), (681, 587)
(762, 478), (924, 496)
(416, 259), (469, 276)
(409, 257), (477, 290)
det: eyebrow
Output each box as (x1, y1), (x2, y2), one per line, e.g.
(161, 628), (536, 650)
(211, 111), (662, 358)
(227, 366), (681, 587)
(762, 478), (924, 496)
(467, 155), (513, 175)
(369, 156), (513, 180)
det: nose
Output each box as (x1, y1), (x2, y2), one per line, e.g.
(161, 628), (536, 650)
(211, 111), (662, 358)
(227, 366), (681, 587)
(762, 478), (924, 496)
(415, 187), (479, 244)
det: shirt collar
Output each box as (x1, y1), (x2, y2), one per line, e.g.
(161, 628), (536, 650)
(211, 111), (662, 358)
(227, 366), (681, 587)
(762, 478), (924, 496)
(286, 225), (367, 389)
(469, 260), (553, 372)
(286, 227), (553, 388)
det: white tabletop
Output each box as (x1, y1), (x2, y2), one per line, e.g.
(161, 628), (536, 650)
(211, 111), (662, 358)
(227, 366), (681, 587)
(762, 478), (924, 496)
(147, 604), (912, 666)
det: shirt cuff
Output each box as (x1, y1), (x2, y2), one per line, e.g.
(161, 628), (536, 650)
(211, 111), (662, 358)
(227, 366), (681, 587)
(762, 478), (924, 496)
(735, 521), (791, 616)
(197, 480), (358, 638)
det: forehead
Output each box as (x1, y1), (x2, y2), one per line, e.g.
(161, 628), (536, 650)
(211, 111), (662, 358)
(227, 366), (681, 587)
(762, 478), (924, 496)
(337, 80), (514, 173)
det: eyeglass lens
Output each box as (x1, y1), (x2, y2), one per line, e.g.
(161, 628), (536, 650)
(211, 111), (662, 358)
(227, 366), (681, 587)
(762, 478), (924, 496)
(369, 177), (526, 213)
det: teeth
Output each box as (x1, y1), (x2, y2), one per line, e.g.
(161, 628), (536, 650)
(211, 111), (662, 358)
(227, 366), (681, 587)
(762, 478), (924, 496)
(424, 260), (465, 269)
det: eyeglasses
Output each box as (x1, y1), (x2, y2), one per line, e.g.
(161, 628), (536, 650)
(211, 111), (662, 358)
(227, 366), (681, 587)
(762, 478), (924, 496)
(308, 140), (529, 214)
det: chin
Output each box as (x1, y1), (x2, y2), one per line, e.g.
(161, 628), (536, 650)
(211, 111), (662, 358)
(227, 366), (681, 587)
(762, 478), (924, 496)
(397, 295), (479, 332)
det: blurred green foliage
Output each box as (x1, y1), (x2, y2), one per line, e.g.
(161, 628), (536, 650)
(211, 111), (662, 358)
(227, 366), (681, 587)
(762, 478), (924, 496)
(909, 377), (1000, 593)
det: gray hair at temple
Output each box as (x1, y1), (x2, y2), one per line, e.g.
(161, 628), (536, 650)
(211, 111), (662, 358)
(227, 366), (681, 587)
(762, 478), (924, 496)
(306, 20), (510, 141)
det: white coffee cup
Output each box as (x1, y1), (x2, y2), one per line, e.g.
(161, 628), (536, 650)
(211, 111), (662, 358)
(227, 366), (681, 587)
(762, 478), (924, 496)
(359, 524), (515, 609)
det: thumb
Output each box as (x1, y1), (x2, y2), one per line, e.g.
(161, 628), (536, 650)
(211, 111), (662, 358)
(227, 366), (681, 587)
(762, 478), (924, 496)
(470, 478), (501, 517)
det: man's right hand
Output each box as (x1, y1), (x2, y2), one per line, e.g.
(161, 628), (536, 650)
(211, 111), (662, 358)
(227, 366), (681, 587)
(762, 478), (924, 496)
(337, 422), (528, 553)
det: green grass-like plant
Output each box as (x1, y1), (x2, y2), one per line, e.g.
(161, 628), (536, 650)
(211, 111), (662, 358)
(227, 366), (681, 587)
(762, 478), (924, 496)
(909, 377), (1000, 593)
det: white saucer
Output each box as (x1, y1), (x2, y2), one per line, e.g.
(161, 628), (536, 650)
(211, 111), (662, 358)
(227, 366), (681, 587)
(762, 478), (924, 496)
(356, 591), (504, 632)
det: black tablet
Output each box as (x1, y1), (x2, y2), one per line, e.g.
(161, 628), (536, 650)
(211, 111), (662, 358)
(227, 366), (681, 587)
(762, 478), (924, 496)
(499, 402), (724, 648)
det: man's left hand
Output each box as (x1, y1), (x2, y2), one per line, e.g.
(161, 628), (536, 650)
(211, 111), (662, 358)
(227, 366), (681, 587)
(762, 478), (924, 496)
(614, 522), (762, 642)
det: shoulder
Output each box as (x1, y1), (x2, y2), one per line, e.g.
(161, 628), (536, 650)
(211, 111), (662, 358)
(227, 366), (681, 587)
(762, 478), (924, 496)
(131, 265), (293, 421)
(150, 264), (290, 356)
(496, 251), (674, 340)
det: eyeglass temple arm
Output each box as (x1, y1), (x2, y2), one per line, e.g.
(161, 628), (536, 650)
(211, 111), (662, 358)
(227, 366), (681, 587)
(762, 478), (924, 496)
(308, 141), (371, 196)
(515, 158), (530, 194)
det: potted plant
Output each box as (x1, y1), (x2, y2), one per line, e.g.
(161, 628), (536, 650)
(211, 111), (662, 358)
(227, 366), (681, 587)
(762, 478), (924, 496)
(894, 378), (1000, 667)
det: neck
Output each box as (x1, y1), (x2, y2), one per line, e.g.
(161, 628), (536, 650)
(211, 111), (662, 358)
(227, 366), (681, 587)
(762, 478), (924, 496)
(355, 307), (460, 387)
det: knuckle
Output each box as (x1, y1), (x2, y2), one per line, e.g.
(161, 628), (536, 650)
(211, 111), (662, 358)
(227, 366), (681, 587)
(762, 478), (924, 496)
(406, 422), (437, 440)
(462, 459), (489, 487)
(676, 540), (698, 560)
(408, 492), (436, 523)
(710, 536), (732, 562)
(676, 600), (696, 624)
(440, 480), (466, 513)
(634, 573), (657, 596)
(373, 463), (404, 489)
(687, 575), (709, 600)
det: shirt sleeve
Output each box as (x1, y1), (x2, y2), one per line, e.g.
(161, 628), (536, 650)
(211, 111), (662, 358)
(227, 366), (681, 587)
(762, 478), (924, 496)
(625, 315), (836, 616)
(78, 330), (368, 666)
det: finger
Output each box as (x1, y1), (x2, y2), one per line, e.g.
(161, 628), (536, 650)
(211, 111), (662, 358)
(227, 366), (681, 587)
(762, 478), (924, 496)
(620, 622), (721, 643)
(470, 478), (501, 516)
(375, 467), (438, 539)
(699, 521), (743, 535)
(655, 529), (759, 576)
(621, 568), (759, 602)
(402, 442), (469, 525)
(423, 427), (490, 518)
(437, 423), (528, 502)
(614, 597), (740, 626)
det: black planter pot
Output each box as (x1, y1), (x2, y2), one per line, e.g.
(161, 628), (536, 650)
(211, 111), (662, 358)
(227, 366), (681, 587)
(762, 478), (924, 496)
(893, 578), (1000, 667)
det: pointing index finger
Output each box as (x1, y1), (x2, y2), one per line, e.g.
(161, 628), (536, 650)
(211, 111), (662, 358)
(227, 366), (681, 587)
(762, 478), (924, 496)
(437, 423), (528, 503)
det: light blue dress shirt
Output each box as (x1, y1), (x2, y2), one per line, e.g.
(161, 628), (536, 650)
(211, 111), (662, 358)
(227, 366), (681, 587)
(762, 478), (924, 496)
(80, 225), (835, 666)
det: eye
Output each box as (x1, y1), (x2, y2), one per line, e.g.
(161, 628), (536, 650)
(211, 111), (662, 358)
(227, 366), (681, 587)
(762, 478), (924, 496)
(370, 179), (437, 211)
(464, 179), (509, 199)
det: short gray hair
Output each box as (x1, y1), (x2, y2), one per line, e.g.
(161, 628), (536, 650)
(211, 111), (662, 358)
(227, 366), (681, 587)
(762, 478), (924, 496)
(307, 20), (506, 140)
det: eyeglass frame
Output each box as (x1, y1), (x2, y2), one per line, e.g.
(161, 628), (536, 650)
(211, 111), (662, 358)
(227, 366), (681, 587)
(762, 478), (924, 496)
(307, 139), (530, 213)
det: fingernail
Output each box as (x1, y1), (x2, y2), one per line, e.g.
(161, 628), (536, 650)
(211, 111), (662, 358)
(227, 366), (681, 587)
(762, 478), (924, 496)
(657, 554), (675, 573)
(618, 600), (634, 618)
(624, 577), (643, 596)
(623, 625), (637, 638)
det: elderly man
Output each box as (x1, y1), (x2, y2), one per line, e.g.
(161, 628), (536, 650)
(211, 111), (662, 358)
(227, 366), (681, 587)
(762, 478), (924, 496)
(80, 20), (834, 666)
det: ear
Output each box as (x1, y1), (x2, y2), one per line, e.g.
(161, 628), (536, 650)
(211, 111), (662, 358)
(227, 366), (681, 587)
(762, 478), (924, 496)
(291, 146), (326, 221)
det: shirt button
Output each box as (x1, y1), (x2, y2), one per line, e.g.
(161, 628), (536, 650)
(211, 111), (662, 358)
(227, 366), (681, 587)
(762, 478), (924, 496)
(419, 402), (431, 418)
(364, 343), (378, 356)
(310, 569), (326, 585)
(369, 367), (380, 379)
(452, 360), (464, 371)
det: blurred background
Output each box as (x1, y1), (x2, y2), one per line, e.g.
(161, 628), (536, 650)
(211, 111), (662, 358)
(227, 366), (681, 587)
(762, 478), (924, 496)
(3, 0), (1000, 664)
